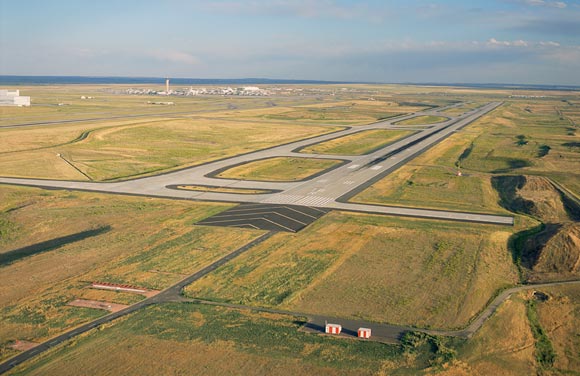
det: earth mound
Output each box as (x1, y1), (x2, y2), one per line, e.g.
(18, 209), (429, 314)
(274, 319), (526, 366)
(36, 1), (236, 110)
(493, 175), (580, 281)
(492, 175), (570, 222)
(524, 223), (580, 280)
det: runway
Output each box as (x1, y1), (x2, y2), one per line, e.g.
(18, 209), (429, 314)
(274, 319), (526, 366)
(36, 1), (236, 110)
(0, 101), (513, 225)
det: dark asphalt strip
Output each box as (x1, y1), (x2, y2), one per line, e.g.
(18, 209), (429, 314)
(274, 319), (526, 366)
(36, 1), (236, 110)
(0, 232), (274, 375)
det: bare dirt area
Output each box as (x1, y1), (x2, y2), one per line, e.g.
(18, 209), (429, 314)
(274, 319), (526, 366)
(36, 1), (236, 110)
(89, 282), (160, 298)
(67, 299), (128, 312)
(10, 340), (39, 352)
(493, 174), (580, 282)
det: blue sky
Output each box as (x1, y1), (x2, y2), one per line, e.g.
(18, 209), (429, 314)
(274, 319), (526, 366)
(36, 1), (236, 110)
(1, 0), (579, 84)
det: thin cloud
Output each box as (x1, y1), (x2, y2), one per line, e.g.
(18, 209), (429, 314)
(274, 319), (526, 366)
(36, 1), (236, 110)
(147, 50), (200, 65)
(519, 0), (567, 8)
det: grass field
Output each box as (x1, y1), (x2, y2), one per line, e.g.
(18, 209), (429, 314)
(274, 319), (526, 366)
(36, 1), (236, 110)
(238, 100), (422, 125)
(439, 102), (485, 116)
(352, 100), (580, 213)
(534, 285), (580, 373)
(351, 121), (510, 214)
(459, 101), (580, 195)
(0, 185), (261, 359)
(450, 285), (580, 375)
(2, 85), (580, 373)
(300, 129), (414, 155)
(215, 157), (343, 182)
(451, 293), (538, 375)
(10, 304), (404, 375)
(394, 115), (448, 126)
(185, 211), (519, 329)
(0, 117), (340, 181)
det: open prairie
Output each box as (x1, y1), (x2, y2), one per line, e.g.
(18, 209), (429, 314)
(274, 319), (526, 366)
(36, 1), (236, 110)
(2, 83), (579, 375)
(8, 304), (404, 376)
(185, 211), (519, 329)
(0, 185), (261, 360)
(0, 117), (340, 181)
(352, 98), (580, 213)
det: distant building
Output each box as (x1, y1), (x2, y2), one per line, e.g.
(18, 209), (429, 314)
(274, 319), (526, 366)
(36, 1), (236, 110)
(0, 89), (30, 106)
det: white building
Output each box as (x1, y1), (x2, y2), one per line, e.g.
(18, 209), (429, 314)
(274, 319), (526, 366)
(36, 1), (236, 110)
(0, 90), (31, 106)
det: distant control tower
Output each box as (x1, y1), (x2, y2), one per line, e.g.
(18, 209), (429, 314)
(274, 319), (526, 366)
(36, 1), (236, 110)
(165, 78), (170, 94)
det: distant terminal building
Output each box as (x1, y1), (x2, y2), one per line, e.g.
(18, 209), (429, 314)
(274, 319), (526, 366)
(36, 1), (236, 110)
(0, 89), (30, 106)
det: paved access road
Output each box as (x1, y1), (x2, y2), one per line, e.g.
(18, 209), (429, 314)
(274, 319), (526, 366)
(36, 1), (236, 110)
(2, 224), (577, 375)
(0, 232), (274, 374)
(0, 101), (513, 225)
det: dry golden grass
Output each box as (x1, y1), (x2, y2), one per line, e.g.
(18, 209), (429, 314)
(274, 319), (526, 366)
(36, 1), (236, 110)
(14, 304), (396, 375)
(186, 211), (518, 329)
(216, 157), (343, 181)
(394, 115), (448, 125)
(0, 118), (339, 181)
(300, 129), (414, 155)
(0, 185), (260, 353)
(535, 285), (580, 373)
(352, 126), (509, 214)
(451, 294), (537, 375)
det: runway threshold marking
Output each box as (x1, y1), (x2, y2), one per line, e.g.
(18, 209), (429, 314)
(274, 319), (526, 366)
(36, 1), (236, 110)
(196, 203), (330, 232)
(281, 205), (319, 220)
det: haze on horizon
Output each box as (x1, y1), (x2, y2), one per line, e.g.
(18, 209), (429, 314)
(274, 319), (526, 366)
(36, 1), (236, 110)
(1, 0), (579, 85)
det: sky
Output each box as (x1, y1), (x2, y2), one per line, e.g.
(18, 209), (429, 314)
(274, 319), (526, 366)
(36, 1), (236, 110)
(1, 0), (579, 84)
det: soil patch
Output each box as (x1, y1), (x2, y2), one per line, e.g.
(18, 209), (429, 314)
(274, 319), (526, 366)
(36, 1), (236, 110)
(68, 299), (129, 312)
(10, 340), (39, 351)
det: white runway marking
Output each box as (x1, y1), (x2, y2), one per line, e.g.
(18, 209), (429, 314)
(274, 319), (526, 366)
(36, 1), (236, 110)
(295, 196), (332, 206)
(347, 165), (360, 169)
(261, 195), (303, 204)
(370, 165), (383, 170)
(343, 180), (355, 185)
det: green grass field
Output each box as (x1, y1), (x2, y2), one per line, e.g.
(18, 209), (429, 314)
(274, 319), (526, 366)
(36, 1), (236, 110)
(300, 129), (414, 155)
(215, 157), (343, 182)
